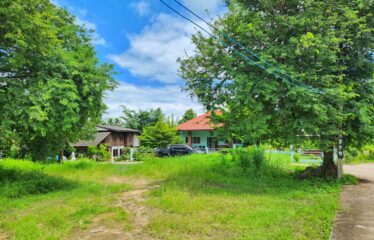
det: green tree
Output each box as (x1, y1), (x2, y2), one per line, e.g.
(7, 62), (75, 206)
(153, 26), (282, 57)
(120, 106), (164, 132)
(178, 108), (197, 124)
(101, 118), (123, 127)
(0, 0), (116, 160)
(179, 0), (374, 177)
(87, 144), (111, 162)
(140, 121), (181, 148)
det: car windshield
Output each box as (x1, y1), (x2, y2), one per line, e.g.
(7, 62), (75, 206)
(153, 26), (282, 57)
(169, 144), (194, 150)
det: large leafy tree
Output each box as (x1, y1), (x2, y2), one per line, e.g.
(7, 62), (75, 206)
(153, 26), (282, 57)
(120, 106), (164, 132)
(179, 0), (374, 176)
(0, 0), (116, 160)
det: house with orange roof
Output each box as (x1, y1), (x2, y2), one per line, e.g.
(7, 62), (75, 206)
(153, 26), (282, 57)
(176, 112), (242, 150)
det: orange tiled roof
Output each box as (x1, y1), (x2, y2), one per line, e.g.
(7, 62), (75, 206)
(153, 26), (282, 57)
(177, 112), (222, 131)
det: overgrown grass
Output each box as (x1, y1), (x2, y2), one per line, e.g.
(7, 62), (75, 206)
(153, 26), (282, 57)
(0, 159), (131, 240)
(0, 154), (355, 240)
(125, 153), (353, 240)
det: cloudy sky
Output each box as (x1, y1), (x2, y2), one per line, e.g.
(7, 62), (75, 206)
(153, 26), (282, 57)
(53, 0), (226, 119)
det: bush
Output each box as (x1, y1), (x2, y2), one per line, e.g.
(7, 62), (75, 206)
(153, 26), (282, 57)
(87, 144), (111, 162)
(133, 147), (155, 161)
(293, 153), (300, 162)
(252, 146), (265, 170)
(0, 165), (75, 198)
(116, 148), (131, 162)
(345, 145), (374, 163)
(230, 146), (265, 173)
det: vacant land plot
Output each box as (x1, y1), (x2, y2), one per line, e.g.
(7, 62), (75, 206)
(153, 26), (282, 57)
(0, 154), (353, 240)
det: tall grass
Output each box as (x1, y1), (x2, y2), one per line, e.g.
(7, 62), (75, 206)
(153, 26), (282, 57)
(227, 147), (290, 177)
(0, 155), (355, 240)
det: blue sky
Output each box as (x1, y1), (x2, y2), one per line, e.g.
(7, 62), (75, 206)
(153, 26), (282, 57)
(52, 0), (226, 119)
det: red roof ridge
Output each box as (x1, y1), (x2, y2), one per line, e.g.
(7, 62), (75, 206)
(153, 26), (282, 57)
(177, 111), (222, 131)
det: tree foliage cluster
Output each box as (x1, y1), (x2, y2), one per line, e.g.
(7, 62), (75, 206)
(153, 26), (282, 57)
(140, 121), (181, 148)
(0, 0), (116, 160)
(178, 108), (197, 124)
(103, 107), (198, 130)
(102, 107), (164, 131)
(179, 0), (374, 173)
(87, 144), (111, 162)
(102, 107), (197, 148)
(121, 107), (164, 132)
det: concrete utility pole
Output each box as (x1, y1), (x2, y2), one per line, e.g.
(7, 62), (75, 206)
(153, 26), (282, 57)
(337, 135), (344, 179)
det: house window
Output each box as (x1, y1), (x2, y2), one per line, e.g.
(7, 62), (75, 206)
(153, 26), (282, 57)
(185, 137), (188, 143)
(113, 149), (119, 157)
(193, 137), (201, 144)
(233, 139), (242, 144)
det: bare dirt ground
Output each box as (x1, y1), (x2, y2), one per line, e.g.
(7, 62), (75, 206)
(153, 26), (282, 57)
(0, 233), (8, 240)
(331, 163), (374, 240)
(75, 177), (160, 240)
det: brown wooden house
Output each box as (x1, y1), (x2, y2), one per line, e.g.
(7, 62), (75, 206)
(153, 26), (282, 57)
(72, 125), (140, 160)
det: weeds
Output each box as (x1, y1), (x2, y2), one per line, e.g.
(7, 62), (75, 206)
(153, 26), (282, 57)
(0, 165), (75, 198)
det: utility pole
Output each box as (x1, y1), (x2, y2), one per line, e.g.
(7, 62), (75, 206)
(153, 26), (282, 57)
(337, 135), (344, 179)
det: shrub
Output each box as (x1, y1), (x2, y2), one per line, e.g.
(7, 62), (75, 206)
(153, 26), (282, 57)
(133, 147), (155, 161)
(293, 153), (301, 162)
(0, 165), (75, 198)
(345, 145), (374, 163)
(237, 148), (252, 172)
(87, 144), (111, 162)
(230, 146), (265, 173)
(115, 148), (131, 162)
(251, 146), (265, 170)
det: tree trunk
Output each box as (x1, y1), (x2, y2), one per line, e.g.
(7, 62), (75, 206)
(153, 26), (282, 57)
(58, 150), (64, 164)
(322, 149), (338, 178)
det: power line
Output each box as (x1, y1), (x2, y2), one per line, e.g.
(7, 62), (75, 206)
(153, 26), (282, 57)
(173, 0), (320, 93)
(159, 0), (323, 94)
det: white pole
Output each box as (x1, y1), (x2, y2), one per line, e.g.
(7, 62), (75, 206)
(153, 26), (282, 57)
(290, 145), (294, 162)
(130, 148), (134, 161)
(337, 136), (344, 179)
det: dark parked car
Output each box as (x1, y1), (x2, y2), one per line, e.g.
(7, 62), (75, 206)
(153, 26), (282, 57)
(155, 144), (204, 157)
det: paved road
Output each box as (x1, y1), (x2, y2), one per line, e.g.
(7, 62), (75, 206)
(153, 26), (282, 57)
(331, 163), (374, 240)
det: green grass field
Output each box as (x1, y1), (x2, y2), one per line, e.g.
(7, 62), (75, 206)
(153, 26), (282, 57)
(0, 154), (354, 240)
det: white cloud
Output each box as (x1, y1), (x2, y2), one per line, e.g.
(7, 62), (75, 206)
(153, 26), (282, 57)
(104, 82), (204, 119)
(108, 13), (198, 84)
(130, 1), (151, 16)
(75, 17), (106, 46)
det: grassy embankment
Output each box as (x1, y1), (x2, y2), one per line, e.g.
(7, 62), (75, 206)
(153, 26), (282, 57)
(0, 153), (355, 240)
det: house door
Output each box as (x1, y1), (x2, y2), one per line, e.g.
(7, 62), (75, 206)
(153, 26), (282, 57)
(207, 137), (217, 149)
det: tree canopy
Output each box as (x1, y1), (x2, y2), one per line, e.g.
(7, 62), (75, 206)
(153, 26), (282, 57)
(179, 0), (374, 175)
(178, 108), (197, 124)
(0, 0), (116, 160)
(140, 121), (181, 148)
(120, 106), (164, 132)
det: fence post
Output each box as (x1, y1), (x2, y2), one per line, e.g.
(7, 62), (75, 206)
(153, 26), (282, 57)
(290, 145), (294, 162)
(337, 136), (344, 179)
(130, 148), (135, 161)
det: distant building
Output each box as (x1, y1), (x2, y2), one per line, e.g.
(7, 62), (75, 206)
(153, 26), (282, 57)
(72, 125), (140, 160)
(176, 112), (242, 150)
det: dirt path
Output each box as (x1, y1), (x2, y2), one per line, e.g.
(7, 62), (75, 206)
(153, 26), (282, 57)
(331, 163), (374, 240)
(76, 178), (160, 240)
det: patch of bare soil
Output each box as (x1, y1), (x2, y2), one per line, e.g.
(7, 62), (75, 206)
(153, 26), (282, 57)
(0, 233), (9, 240)
(75, 177), (160, 240)
(331, 163), (374, 240)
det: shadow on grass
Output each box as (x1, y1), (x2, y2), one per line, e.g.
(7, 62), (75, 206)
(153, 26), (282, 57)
(160, 160), (342, 197)
(0, 166), (77, 199)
